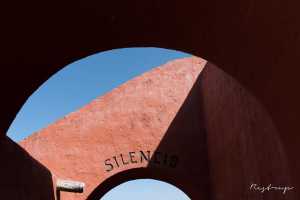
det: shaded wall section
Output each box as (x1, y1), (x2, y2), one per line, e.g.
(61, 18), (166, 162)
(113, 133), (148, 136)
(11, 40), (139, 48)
(150, 62), (297, 199)
(20, 57), (207, 200)
(0, 136), (55, 200)
(17, 57), (297, 200)
(1, 1), (300, 193)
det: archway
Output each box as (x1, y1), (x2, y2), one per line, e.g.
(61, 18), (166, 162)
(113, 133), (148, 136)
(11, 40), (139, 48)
(1, 3), (300, 198)
(13, 47), (295, 200)
(87, 168), (192, 200)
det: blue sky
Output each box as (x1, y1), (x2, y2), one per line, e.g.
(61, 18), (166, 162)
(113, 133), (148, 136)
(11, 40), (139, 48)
(7, 47), (191, 142)
(100, 179), (190, 200)
(7, 47), (192, 199)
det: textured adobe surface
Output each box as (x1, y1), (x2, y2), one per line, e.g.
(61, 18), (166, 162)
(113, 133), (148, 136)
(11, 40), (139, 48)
(19, 57), (297, 200)
(1, 1), (300, 195)
(20, 57), (207, 199)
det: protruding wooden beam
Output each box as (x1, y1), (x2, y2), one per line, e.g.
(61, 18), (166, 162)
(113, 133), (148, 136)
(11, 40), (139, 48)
(56, 179), (85, 193)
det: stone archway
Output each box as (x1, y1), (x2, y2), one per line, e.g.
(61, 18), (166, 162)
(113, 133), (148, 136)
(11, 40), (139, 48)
(1, 1), (300, 199)
(18, 56), (296, 200)
(86, 168), (191, 200)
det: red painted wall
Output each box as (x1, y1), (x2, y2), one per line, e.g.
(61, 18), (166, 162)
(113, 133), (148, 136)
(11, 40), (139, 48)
(1, 2), (300, 196)
(11, 57), (297, 199)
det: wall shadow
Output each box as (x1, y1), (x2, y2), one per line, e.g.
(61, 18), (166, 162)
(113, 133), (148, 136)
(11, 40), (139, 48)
(87, 62), (297, 200)
(2, 1), (300, 192)
(86, 62), (211, 200)
(146, 62), (212, 200)
(0, 136), (55, 200)
(147, 62), (297, 200)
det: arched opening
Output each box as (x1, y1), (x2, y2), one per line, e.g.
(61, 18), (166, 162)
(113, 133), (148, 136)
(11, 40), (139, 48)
(4, 46), (294, 200)
(86, 168), (193, 200)
(1, 1), (299, 199)
(8, 47), (211, 200)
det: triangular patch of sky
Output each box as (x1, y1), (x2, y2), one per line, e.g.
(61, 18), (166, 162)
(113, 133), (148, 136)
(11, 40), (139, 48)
(7, 47), (192, 141)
